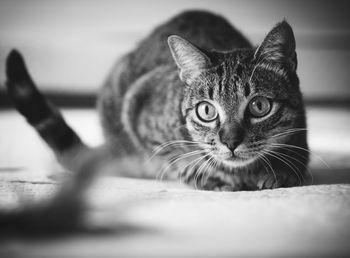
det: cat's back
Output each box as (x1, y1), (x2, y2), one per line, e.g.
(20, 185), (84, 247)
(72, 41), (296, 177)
(106, 10), (252, 95)
(128, 10), (252, 79)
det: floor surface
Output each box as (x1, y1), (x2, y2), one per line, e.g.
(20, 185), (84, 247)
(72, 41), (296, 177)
(0, 106), (350, 258)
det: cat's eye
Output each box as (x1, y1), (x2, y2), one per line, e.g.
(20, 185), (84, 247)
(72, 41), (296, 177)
(248, 96), (271, 118)
(196, 101), (218, 122)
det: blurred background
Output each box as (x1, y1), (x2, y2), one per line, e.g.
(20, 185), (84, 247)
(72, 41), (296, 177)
(1, 1), (350, 257)
(0, 0), (350, 173)
(0, 0), (349, 106)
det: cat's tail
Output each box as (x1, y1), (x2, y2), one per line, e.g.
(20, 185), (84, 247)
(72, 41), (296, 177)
(5, 50), (90, 171)
(1, 50), (107, 235)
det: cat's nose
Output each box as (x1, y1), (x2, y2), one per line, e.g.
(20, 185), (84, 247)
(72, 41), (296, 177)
(219, 124), (244, 152)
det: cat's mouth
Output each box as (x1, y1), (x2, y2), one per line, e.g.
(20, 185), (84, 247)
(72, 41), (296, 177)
(222, 157), (255, 168)
(214, 151), (256, 168)
(202, 140), (257, 168)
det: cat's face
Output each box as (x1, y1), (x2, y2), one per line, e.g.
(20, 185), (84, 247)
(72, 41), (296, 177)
(182, 55), (304, 168)
(168, 21), (307, 169)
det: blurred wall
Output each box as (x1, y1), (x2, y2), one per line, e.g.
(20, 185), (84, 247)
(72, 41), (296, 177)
(0, 0), (349, 100)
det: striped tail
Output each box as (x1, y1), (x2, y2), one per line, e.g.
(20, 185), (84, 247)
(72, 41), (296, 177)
(6, 50), (88, 170)
(2, 50), (106, 235)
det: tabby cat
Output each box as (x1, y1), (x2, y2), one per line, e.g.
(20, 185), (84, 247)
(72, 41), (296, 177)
(2, 10), (309, 233)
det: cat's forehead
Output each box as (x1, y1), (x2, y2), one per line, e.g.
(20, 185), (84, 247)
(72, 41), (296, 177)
(222, 49), (253, 65)
(192, 49), (290, 107)
(211, 56), (254, 102)
(214, 52), (289, 99)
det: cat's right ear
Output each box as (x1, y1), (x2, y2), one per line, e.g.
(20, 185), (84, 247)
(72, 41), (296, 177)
(254, 21), (297, 71)
(168, 35), (211, 84)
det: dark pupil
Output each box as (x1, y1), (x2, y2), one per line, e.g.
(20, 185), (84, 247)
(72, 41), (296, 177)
(256, 100), (262, 111)
(205, 105), (209, 115)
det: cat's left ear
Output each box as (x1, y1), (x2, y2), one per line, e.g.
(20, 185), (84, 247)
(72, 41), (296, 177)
(168, 35), (212, 84)
(254, 21), (297, 71)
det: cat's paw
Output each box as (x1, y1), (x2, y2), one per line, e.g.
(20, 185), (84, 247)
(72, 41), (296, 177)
(256, 173), (301, 190)
(200, 174), (243, 192)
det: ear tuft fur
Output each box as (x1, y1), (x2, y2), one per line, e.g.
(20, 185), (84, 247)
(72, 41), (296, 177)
(168, 35), (211, 84)
(254, 21), (297, 71)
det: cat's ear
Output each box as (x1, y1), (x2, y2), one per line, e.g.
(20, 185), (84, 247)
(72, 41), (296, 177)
(168, 35), (211, 84)
(254, 20), (297, 71)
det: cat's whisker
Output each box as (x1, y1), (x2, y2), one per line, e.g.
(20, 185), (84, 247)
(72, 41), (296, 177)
(198, 156), (212, 188)
(194, 155), (212, 190)
(255, 152), (271, 180)
(243, 129), (308, 150)
(269, 143), (330, 169)
(201, 156), (215, 186)
(258, 152), (278, 185)
(202, 158), (215, 187)
(152, 140), (202, 154)
(178, 154), (209, 183)
(264, 149), (304, 185)
(272, 145), (309, 163)
(248, 140), (308, 164)
(269, 128), (308, 139)
(208, 157), (219, 184)
(261, 149), (302, 186)
(181, 153), (212, 186)
(157, 149), (208, 182)
(200, 156), (216, 187)
(272, 149), (313, 184)
(273, 127), (308, 133)
(147, 140), (203, 163)
(157, 149), (206, 181)
(264, 143), (313, 184)
(152, 140), (203, 153)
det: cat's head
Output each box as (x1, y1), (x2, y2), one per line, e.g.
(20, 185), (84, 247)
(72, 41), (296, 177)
(168, 21), (307, 169)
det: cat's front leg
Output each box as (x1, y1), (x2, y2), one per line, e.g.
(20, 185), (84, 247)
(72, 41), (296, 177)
(252, 170), (302, 190)
(201, 172), (244, 191)
(181, 165), (244, 191)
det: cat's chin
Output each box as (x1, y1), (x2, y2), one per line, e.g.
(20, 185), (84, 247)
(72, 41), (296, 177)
(220, 157), (256, 168)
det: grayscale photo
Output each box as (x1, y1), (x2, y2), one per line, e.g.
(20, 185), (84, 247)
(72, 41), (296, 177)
(0, 0), (349, 257)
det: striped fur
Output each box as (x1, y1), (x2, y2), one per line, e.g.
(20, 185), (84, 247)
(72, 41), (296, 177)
(5, 11), (309, 192)
(2, 11), (309, 234)
(6, 50), (89, 171)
